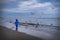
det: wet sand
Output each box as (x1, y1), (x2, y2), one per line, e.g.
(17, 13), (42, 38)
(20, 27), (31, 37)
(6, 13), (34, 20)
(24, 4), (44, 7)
(0, 26), (43, 40)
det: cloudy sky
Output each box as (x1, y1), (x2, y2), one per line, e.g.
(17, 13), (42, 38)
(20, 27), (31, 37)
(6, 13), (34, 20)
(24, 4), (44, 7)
(2, 0), (60, 18)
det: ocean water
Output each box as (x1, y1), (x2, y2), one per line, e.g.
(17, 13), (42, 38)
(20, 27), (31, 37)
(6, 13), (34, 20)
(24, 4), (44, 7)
(1, 18), (60, 40)
(2, 17), (60, 26)
(0, 14), (60, 40)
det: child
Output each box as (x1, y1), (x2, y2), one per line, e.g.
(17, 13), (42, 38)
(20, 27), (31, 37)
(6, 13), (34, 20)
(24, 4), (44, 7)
(15, 19), (19, 31)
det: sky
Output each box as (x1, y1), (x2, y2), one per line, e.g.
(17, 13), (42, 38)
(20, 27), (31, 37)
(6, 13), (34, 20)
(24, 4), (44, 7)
(2, 0), (60, 18)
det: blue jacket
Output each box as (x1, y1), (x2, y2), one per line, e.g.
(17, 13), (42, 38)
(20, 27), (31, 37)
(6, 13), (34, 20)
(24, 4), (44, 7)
(15, 19), (19, 27)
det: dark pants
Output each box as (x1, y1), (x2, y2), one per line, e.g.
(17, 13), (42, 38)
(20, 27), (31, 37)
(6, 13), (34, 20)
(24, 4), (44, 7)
(16, 25), (18, 31)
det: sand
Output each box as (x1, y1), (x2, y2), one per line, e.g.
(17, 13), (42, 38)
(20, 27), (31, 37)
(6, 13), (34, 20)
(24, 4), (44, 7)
(0, 26), (43, 40)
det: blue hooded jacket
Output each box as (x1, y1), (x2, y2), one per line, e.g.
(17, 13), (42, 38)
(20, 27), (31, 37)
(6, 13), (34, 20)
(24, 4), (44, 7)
(15, 19), (19, 27)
